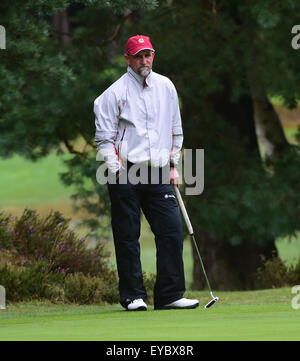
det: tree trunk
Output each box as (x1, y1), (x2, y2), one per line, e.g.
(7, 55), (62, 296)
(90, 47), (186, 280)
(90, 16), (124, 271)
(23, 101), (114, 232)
(247, 72), (290, 162)
(191, 232), (277, 291)
(187, 87), (278, 290)
(52, 9), (72, 45)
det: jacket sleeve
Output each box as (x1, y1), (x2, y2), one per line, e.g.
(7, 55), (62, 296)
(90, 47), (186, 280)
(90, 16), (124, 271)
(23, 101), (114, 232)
(94, 90), (122, 174)
(170, 84), (183, 167)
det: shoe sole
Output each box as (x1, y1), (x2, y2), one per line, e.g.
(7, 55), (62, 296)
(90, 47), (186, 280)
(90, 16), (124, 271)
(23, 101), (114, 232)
(126, 306), (147, 311)
(154, 303), (199, 310)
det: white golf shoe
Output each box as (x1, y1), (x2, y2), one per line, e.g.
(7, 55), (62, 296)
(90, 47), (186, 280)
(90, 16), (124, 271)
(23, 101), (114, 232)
(156, 298), (199, 310)
(126, 299), (147, 311)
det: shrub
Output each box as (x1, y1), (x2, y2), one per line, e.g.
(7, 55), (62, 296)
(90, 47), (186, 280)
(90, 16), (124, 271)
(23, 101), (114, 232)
(101, 273), (120, 304)
(0, 259), (64, 302)
(0, 213), (11, 248)
(255, 252), (300, 289)
(0, 209), (119, 304)
(63, 273), (104, 304)
(143, 271), (156, 305)
(0, 208), (111, 277)
(0, 209), (160, 305)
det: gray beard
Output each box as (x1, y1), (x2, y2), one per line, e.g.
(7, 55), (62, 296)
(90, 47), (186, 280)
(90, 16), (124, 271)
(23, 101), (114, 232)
(137, 66), (151, 77)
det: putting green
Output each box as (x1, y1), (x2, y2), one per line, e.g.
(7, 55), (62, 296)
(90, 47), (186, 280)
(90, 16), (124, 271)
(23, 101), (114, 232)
(0, 288), (299, 341)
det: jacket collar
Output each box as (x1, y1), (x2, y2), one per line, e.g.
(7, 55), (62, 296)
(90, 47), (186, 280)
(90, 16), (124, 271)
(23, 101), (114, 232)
(127, 66), (152, 88)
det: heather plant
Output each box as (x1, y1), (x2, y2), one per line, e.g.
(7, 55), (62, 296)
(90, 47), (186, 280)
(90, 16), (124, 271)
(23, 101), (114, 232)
(0, 209), (118, 303)
(0, 213), (11, 249)
(142, 271), (156, 305)
(63, 273), (105, 304)
(0, 209), (158, 304)
(0, 258), (65, 302)
(0, 208), (111, 277)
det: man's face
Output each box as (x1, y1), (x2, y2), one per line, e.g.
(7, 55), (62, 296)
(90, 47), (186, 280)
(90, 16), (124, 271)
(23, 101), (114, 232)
(124, 50), (155, 77)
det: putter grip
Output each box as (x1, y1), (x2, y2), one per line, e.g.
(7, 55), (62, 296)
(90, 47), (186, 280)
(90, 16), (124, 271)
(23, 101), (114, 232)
(174, 187), (194, 235)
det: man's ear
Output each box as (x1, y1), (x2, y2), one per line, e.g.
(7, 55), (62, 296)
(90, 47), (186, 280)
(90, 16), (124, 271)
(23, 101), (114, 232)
(124, 53), (130, 65)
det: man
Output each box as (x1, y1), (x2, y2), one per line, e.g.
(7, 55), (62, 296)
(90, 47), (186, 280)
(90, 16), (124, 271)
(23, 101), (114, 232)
(94, 35), (199, 311)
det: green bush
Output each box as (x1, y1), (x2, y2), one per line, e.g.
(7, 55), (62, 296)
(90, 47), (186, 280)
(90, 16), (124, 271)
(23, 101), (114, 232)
(0, 209), (160, 305)
(143, 271), (156, 305)
(255, 252), (300, 288)
(63, 273), (104, 304)
(0, 209), (118, 304)
(0, 258), (64, 302)
(0, 208), (111, 276)
(101, 274), (120, 304)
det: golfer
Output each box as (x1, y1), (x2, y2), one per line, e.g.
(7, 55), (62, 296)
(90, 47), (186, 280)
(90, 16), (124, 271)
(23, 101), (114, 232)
(94, 35), (199, 311)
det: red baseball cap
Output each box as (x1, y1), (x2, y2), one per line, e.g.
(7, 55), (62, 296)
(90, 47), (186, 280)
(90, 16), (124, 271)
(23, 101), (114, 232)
(126, 35), (155, 56)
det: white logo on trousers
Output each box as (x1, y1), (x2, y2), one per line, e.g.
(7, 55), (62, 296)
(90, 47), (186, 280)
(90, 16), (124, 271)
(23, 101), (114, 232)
(164, 194), (175, 199)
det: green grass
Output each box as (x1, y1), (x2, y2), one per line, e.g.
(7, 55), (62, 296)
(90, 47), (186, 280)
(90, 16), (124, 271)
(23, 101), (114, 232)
(0, 288), (299, 341)
(275, 235), (300, 266)
(284, 127), (299, 144)
(0, 153), (75, 206)
(0, 152), (94, 219)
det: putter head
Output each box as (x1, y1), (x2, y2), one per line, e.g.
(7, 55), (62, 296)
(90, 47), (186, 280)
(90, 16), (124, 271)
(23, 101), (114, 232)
(204, 296), (219, 309)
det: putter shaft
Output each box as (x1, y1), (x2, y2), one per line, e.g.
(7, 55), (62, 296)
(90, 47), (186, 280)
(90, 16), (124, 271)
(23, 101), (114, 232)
(174, 187), (219, 308)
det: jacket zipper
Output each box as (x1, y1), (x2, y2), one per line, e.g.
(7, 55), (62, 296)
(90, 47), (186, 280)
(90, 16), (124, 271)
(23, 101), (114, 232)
(118, 126), (127, 155)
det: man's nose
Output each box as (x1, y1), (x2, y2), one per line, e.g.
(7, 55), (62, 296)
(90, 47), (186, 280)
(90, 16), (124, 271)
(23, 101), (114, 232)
(140, 56), (148, 63)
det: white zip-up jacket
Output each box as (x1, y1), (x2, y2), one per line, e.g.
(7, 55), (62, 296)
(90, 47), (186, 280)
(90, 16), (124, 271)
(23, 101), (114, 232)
(94, 66), (183, 173)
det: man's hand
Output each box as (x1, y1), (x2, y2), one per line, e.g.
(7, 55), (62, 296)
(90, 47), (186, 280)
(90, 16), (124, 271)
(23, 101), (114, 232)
(170, 167), (180, 188)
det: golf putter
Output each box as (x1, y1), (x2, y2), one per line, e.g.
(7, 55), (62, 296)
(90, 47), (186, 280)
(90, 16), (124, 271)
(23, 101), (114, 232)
(174, 187), (219, 309)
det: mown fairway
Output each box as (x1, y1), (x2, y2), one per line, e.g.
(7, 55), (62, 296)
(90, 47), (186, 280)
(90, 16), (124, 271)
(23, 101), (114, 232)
(0, 288), (299, 341)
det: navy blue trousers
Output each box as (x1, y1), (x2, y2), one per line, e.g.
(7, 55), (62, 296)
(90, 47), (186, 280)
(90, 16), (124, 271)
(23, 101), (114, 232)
(107, 165), (185, 309)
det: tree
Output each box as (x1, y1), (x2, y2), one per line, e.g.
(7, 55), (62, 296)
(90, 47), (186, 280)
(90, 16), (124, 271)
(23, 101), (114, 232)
(136, 0), (300, 289)
(0, 0), (158, 236)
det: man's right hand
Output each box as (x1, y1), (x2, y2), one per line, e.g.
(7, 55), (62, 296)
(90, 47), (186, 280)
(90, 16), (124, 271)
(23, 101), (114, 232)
(170, 167), (180, 188)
